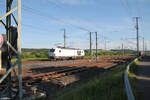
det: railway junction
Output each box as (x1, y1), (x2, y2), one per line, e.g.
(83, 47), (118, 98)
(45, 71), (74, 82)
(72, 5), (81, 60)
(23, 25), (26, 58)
(0, 0), (149, 100)
(0, 55), (136, 99)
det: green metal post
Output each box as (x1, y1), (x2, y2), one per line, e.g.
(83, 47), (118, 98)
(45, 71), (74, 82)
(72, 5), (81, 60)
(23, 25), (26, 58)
(17, 0), (22, 99)
(95, 32), (98, 61)
(6, 0), (12, 97)
(90, 32), (92, 58)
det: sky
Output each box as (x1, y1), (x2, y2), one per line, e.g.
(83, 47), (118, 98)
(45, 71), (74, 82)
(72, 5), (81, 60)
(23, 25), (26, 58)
(0, 0), (150, 50)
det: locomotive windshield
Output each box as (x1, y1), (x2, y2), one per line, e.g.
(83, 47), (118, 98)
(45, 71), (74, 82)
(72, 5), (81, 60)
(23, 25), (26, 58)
(77, 50), (81, 55)
(50, 49), (55, 52)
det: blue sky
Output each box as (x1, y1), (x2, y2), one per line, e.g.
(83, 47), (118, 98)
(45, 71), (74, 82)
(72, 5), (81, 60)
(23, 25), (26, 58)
(0, 0), (150, 50)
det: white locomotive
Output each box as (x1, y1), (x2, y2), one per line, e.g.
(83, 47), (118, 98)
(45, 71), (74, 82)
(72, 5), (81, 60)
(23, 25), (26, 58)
(49, 47), (85, 59)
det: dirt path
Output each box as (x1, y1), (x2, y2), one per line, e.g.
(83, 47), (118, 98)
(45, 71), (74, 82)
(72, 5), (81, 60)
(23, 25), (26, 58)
(137, 56), (150, 100)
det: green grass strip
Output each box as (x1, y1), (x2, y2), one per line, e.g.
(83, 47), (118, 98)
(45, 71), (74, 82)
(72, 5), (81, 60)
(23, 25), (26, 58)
(55, 65), (127, 100)
(128, 59), (143, 100)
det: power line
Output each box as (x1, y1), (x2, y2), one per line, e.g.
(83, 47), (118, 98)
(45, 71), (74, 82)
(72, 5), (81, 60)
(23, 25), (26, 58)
(22, 2), (114, 44)
(22, 23), (54, 33)
(135, 0), (141, 16)
(124, 0), (131, 10)
(119, 0), (132, 17)
(22, 4), (90, 32)
(46, 0), (65, 9)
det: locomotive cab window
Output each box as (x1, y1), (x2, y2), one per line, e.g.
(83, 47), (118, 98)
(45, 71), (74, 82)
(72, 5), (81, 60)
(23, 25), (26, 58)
(50, 49), (55, 52)
(77, 51), (81, 55)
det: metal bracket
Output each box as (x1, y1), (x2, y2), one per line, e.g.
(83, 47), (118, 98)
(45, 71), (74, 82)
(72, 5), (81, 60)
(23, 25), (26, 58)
(0, 7), (17, 21)
(11, 14), (18, 25)
(0, 60), (19, 84)
(7, 41), (19, 55)
(0, 20), (7, 29)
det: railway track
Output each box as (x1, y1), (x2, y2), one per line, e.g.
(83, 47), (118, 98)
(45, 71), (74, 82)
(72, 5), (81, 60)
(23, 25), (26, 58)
(0, 55), (136, 99)
(24, 67), (87, 86)
(0, 67), (87, 92)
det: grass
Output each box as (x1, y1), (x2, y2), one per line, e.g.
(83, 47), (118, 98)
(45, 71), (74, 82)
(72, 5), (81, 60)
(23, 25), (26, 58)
(12, 57), (49, 62)
(128, 59), (143, 100)
(53, 65), (127, 100)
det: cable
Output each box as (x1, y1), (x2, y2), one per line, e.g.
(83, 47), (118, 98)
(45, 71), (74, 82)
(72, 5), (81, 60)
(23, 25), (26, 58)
(22, 4), (90, 32)
(135, 0), (141, 17)
(46, 0), (64, 9)
(124, 0), (132, 11)
(135, 0), (144, 36)
(119, 0), (132, 17)
(46, 0), (91, 31)
(23, 1), (117, 42)
(22, 23), (54, 33)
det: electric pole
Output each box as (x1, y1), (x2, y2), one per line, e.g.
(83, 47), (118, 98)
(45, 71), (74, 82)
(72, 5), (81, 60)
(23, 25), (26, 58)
(145, 42), (147, 52)
(105, 41), (106, 50)
(64, 29), (66, 48)
(143, 37), (144, 52)
(104, 37), (107, 50)
(95, 32), (98, 61)
(90, 32), (92, 58)
(122, 43), (124, 56)
(6, 0), (12, 97)
(134, 17), (140, 56)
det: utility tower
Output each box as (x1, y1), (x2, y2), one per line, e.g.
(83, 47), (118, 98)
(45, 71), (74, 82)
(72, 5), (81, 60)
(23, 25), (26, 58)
(122, 43), (124, 56)
(95, 32), (98, 61)
(134, 17), (140, 56)
(89, 32), (98, 60)
(0, 0), (22, 99)
(89, 32), (92, 58)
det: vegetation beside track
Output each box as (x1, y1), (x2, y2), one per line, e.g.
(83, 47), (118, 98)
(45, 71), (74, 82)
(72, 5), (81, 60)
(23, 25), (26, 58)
(11, 48), (49, 62)
(12, 57), (49, 62)
(128, 58), (143, 100)
(21, 48), (49, 59)
(20, 48), (136, 60)
(53, 64), (127, 100)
